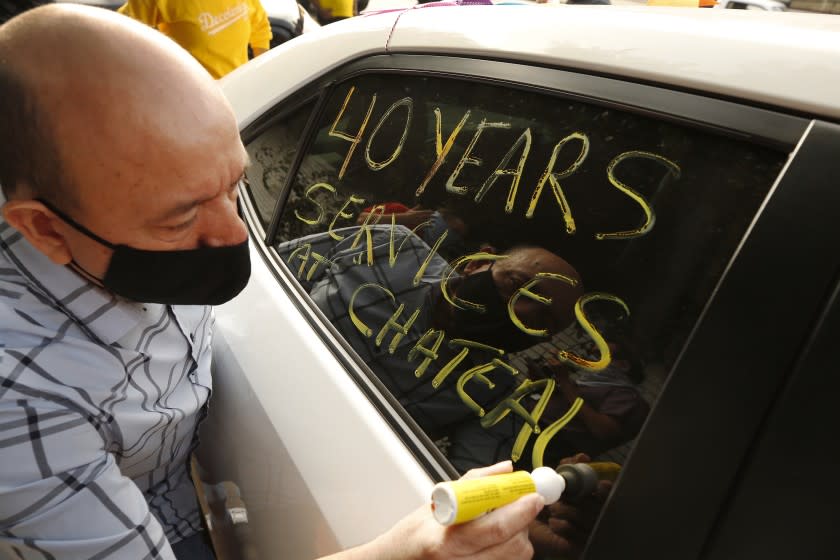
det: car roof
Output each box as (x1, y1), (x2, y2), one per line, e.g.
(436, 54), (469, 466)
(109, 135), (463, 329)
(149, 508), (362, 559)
(223, 5), (840, 124)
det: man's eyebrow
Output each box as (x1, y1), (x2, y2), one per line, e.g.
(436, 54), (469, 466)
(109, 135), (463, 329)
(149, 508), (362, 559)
(153, 171), (247, 223)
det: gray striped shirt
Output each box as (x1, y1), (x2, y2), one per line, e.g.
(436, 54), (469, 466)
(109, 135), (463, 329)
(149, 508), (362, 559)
(0, 219), (212, 559)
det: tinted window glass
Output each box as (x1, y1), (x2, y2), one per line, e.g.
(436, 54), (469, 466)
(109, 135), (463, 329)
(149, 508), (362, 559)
(251, 73), (786, 476)
(245, 103), (314, 229)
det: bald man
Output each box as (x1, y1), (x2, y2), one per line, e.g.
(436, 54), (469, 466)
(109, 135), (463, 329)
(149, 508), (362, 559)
(0, 5), (541, 560)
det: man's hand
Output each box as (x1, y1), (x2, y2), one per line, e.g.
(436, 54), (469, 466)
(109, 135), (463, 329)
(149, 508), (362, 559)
(388, 461), (543, 560)
(328, 461), (543, 560)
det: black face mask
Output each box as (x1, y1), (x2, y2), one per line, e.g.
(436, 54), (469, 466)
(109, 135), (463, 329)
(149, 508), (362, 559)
(38, 198), (250, 305)
(450, 267), (538, 353)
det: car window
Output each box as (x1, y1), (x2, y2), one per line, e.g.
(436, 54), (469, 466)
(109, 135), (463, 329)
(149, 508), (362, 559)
(247, 72), (787, 475)
(244, 102), (315, 229)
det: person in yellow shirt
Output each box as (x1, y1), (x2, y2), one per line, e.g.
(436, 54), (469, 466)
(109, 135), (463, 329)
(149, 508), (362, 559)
(307, 0), (356, 24)
(119, 0), (272, 78)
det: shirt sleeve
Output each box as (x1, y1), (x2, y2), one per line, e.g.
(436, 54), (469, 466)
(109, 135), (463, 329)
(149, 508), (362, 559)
(118, 0), (162, 28)
(0, 399), (176, 560)
(248, 0), (273, 51)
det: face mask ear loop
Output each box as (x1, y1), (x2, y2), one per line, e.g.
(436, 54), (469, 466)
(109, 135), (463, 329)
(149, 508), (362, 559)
(35, 198), (114, 289)
(35, 198), (118, 250)
(67, 260), (107, 289)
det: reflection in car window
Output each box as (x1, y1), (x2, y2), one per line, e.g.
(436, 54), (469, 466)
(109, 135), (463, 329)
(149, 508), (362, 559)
(249, 73), (787, 477)
(244, 103), (316, 229)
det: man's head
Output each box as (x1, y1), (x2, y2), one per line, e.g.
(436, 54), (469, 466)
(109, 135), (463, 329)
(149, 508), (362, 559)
(0, 5), (249, 302)
(447, 245), (584, 352)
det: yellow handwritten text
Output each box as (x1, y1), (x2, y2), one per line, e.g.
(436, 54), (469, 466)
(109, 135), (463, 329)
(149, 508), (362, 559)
(375, 302), (422, 354)
(294, 182), (336, 226)
(365, 97), (413, 171)
(349, 283), (394, 338)
(440, 252), (509, 311)
(327, 195), (366, 240)
(526, 132), (589, 234)
(408, 328), (446, 378)
(481, 378), (556, 462)
(329, 87), (377, 181)
(456, 354), (519, 418)
(416, 108), (471, 197)
(286, 243), (336, 281)
(596, 151), (681, 240)
(507, 272), (580, 337)
(431, 338), (504, 390)
(558, 292), (631, 371)
(350, 204), (385, 265)
(474, 128), (532, 213)
(532, 397), (584, 468)
(446, 119), (511, 196)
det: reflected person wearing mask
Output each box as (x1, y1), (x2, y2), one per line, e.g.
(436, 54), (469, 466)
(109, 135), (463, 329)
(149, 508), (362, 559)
(277, 225), (583, 451)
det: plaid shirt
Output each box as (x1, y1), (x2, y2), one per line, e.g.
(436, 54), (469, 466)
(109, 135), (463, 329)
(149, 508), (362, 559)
(0, 219), (212, 559)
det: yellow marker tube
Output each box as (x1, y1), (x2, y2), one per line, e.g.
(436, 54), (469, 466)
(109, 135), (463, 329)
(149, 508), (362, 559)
(431, 463), (619, 525)
(431, 467), (566, 526)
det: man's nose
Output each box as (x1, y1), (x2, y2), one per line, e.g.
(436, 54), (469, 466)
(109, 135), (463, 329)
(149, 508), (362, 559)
(197, 192), (248, 248)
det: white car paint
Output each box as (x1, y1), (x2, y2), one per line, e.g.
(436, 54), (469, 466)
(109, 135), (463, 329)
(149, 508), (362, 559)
(221, 10), (400, 129)
(228, 5), (840, 121)
(205, 238), (431, 556)
(385, 5), (840, 119)
(211, 4), (840, 558)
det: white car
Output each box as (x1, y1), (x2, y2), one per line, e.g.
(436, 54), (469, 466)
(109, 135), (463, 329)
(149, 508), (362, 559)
(202, 4), (840, 559)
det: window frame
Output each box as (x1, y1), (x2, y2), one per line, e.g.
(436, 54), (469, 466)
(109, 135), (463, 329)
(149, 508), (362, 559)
(237, 54), (839, 557)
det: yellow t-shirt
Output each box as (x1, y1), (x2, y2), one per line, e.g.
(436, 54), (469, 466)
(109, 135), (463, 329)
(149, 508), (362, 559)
(119, 0), (272, 78)
(316, 0), (356, 19)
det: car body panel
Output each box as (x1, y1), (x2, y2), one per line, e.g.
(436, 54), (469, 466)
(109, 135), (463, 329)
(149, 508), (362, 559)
(207, 5), (840, 559)
(701, 273), (840, 560)
(220, 10), (400, 130)
(584, 119), (840, 560)
(227, 6), (840, 120)
(385, 6), (840, 119)
(204, 234), (432, 555)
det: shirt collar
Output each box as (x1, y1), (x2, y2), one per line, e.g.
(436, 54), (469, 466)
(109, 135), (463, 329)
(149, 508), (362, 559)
(0, 218), (143, 345)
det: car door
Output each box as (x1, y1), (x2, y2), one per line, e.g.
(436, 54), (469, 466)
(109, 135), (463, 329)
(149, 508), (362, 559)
(205, 50), (839, 559)
(584, 118), (840, 560)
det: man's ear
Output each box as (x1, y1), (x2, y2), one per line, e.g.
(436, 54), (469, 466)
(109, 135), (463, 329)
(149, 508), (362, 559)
(2, 200), (73, 265)
(463, 244), (498, 274)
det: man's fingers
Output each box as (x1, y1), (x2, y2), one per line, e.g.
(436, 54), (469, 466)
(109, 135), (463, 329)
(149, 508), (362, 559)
(558, 453), (591, 466)
(446, 493), (543, 555)
(468, 493), (543, 540)
(460, 460), (513, 480)
(548, 517), (586, 543)
(529, 519), (575, 558)
(472, 528), (534, 560)
(545, 501), (580, 522)
(593, 479), (613, 501)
